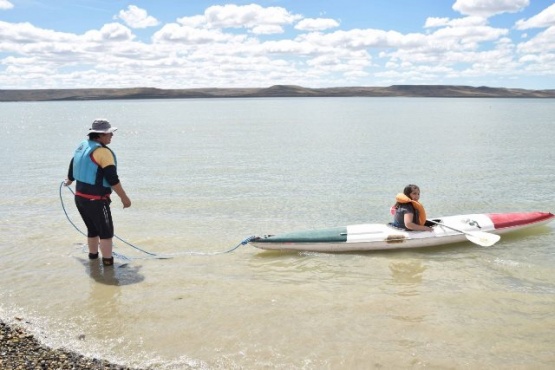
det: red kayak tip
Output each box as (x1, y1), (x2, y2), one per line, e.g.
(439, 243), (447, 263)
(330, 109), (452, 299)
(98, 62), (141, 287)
(488, 212), (555, 229)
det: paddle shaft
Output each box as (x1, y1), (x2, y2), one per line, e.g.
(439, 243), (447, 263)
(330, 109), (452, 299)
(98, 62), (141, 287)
(426, 219), (500, 247)
(427, 219), (476, 235)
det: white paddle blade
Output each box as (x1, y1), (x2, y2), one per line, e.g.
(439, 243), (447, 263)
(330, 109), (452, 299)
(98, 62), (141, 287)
(465, 231), (501, 247)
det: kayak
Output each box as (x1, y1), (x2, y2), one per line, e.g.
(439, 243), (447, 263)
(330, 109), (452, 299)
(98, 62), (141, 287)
(249, 212), (554, 252)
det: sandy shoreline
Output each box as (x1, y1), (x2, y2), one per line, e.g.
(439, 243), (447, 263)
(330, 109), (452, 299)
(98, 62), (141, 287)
(0, 319), (141, 370)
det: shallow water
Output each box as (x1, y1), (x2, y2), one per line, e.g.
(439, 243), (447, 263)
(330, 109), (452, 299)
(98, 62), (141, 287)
(1, 97), (554, 369)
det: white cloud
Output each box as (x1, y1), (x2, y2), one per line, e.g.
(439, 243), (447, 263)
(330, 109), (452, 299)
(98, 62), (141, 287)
(177, 15), (207, 28)
(428, 22), (507, 49)
(518, 52), (555, 73)
(517, 26), (555, 53)
(175, 4), (302, 35)
(261, 39), (314, 55)
(250, 24), (285, 35)
(424, 17), (450, 28)
(206, 4), (299, 27)
(0, 0), (13, 10)
(152, 23), (245, 44)
(84, 23), (135, 42)
(514, 6), (555, 76)
(0, 3), (553, 89)
(298, 28), (423, 50)
(295, 18), (340, 32)
(0, 20), (78, 44)
(515, 3), (555, 29)
(376, 16), (515, 85)
(453, 0), (529, 18)
(425, 16), (488, 29)
(117, 5), (159, 29)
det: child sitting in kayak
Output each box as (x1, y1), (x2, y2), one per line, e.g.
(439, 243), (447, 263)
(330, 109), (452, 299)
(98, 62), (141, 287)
(390, 184), (434, 232)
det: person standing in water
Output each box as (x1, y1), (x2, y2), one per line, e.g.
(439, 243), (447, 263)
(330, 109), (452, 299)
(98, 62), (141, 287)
(64, 119), (131, 266)
(391, 184), (433, 232)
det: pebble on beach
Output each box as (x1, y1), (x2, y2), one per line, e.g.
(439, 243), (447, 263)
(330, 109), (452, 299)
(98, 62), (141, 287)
(0, 319), (140, 370)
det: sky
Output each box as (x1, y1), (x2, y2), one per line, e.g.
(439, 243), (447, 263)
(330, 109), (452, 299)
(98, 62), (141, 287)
(0, 0), (554, 90)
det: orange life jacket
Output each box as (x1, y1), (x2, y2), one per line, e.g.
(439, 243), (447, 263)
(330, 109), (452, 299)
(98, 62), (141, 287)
(394, 193), (427, 225)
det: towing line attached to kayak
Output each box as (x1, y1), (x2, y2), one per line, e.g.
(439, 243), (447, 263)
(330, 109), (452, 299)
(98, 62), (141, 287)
(59, 181), (255, 261)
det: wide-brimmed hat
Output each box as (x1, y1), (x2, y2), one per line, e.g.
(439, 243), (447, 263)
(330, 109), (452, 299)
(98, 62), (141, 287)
(88, 119), (117, 134)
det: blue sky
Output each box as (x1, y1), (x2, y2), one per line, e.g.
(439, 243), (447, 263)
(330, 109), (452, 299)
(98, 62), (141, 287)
(1, 0), (554, 89)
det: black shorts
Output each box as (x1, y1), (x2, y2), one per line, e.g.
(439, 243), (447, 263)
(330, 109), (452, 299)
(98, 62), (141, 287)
(75, 196), (114, 239)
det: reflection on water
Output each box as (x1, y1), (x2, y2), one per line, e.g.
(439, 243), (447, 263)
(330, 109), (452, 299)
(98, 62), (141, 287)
(388, 260), (428, 323)
(389, 260), (426, 291)
(77, 257), (145, 286)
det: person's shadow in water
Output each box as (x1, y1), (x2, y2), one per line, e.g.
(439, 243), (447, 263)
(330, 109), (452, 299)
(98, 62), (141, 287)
(77, 257), (145, 286)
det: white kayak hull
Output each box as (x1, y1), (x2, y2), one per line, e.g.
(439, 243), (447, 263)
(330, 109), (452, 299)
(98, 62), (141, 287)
(249, 212), (554, 252)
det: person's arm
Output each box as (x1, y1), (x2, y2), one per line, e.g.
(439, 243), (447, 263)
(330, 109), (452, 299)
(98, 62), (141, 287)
(94, 148), (131, 208)
(111, 182), (131, 208)
(103, 164), (131, 208)
(64, 158), (74, 186)
(404, 213), (433, 231)
(102, 163), (131, 208)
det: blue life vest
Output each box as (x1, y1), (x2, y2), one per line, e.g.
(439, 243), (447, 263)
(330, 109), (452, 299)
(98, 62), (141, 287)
(73, 140), (117, 188)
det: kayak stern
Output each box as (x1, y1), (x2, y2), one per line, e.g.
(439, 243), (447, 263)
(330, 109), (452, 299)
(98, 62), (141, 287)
(488, 212), (554, 231)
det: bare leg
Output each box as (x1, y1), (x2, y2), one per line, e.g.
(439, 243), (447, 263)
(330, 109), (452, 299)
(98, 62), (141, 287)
(87, 237), (100, 259)
(99, 238), (114, 266)
(88, 236), (100, 254)
(99, 238), (113, 258)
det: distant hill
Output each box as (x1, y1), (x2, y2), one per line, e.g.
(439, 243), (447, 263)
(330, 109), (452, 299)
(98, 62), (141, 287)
(1, 85), (554, 101)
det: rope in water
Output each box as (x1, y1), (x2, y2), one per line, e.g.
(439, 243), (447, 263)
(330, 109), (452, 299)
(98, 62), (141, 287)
(59, 181), (255, 260)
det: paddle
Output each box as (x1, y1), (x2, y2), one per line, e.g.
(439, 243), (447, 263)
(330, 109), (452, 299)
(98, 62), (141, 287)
(427, 219), (501, 247)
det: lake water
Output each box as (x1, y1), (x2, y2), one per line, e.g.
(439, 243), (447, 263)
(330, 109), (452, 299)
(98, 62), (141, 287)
(0, 97), (554, 369)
